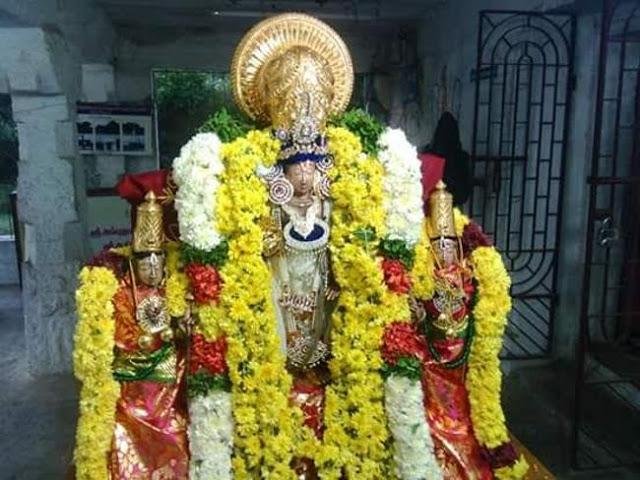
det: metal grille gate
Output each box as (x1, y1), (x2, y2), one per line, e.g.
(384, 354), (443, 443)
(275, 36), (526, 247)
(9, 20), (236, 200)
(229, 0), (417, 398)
(470, 10), (575, 358)
(573, 0), (640, 470)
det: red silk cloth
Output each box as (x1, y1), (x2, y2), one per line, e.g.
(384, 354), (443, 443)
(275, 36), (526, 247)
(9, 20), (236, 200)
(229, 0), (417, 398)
(289, 369), (328, 480)
(109, 282), (189, 479)
(420, 152), (446, 212)
(422, 340), (494, 479)
(116, 170), (170, 204)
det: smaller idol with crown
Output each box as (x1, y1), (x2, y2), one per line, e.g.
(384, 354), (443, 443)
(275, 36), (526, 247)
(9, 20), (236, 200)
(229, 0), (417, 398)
(72, 191), (189, 480)
(393, 180), (528, 478)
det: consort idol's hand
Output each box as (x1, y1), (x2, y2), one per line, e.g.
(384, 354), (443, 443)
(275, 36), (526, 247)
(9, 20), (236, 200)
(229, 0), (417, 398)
(409, 296), (426, 323)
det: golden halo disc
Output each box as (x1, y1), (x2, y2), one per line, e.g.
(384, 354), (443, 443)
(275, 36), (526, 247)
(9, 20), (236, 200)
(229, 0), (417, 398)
(230, 13), (354, 124)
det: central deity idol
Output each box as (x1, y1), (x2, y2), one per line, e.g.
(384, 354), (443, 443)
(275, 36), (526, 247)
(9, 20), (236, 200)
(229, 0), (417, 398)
(230, 17), (355, 477)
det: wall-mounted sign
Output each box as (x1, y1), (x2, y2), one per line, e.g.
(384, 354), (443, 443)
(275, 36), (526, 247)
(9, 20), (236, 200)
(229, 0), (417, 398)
(77, 103), (154, 156)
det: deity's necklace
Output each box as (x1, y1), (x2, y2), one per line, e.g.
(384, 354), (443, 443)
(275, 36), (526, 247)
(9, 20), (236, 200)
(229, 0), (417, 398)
(282, 196), (320, 239)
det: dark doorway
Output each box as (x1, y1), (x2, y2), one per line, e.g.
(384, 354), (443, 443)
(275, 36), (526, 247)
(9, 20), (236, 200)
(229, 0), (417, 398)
(0, 94), (17, 237)
(573, 0), (640, 470)
(0, 93), (20, 287)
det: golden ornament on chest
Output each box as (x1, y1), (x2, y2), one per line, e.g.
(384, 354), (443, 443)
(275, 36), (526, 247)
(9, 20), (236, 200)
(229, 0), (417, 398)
(432, 278), (469, 338)
(136, 295), (170, 334)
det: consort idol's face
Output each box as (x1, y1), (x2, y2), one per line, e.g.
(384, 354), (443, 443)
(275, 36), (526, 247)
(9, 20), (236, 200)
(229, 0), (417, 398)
(134, 252), (165, 287)
(284, 160), (315, 197)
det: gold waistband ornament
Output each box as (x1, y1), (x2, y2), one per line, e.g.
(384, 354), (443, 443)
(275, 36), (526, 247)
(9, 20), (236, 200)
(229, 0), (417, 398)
(231, 13), (354, 136)
(133, 191), (164, 253)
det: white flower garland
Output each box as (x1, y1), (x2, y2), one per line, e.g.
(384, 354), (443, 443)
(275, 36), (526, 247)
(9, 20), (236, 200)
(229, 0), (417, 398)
(188, 390), (234, 480)
(377, 128), (424, 247)
(172, 132), (224, 251)
(384, 375), (443, 480)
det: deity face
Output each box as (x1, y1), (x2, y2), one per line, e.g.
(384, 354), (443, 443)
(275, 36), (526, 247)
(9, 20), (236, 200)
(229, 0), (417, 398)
(134, 252), (165, 287)
(431, 237), (459, 267)
(284, 160), (316, 198)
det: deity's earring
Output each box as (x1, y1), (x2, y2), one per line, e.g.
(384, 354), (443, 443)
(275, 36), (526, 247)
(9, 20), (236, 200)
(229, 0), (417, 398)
(269, 174), (294, 205)
(316, 154), (333, 173)
(313, 172), (331, 199)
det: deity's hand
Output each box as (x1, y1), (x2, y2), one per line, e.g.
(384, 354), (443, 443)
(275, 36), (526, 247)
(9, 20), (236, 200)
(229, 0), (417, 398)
(325, 286), (340, 302)
(177, 293), (196, 337)
(409, 296), (426, 323)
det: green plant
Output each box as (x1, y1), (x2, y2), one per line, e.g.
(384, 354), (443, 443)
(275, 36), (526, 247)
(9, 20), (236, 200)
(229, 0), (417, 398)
(379, 237), (415, 269)
(381, 356), (423, 381)
(329, 108), (384, 155)
(155, 71), (215, 112)
(180, 241), (229, 268)
(198, 108), (255, 143)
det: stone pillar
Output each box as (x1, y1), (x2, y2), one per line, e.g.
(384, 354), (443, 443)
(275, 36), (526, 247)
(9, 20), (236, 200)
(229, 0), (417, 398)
(0, 27), (84, 375)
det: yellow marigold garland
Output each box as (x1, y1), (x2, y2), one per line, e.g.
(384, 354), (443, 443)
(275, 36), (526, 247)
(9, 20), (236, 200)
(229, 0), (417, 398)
(165, 241), (190, 318)
(466, 246), (512, 447)
(73, 266), (120, 480)
(456, 208), (528, 478)
(195, 304), (226, 340)
(316, 126), (402, 479)
(495, 457), (531, 480)
(409, 221), (436, 301)
(454, 208), (470, 236)
(214, 130), (302, 479)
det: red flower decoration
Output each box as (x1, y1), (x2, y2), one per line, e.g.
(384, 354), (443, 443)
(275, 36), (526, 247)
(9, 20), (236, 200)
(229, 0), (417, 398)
(291, 380), (326, 439)
(462, 221), (492, 256)
(382, 258), (412, 294)
(189, 334), (228, 375)
(185, 263), (223, 304)
(86, 244), (127, 278)
(381, 322), (427, 366)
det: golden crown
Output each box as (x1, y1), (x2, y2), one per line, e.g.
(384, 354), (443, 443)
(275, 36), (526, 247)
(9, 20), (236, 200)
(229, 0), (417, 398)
(427, 181), (456, 238)
(132, 191), (164, 253)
